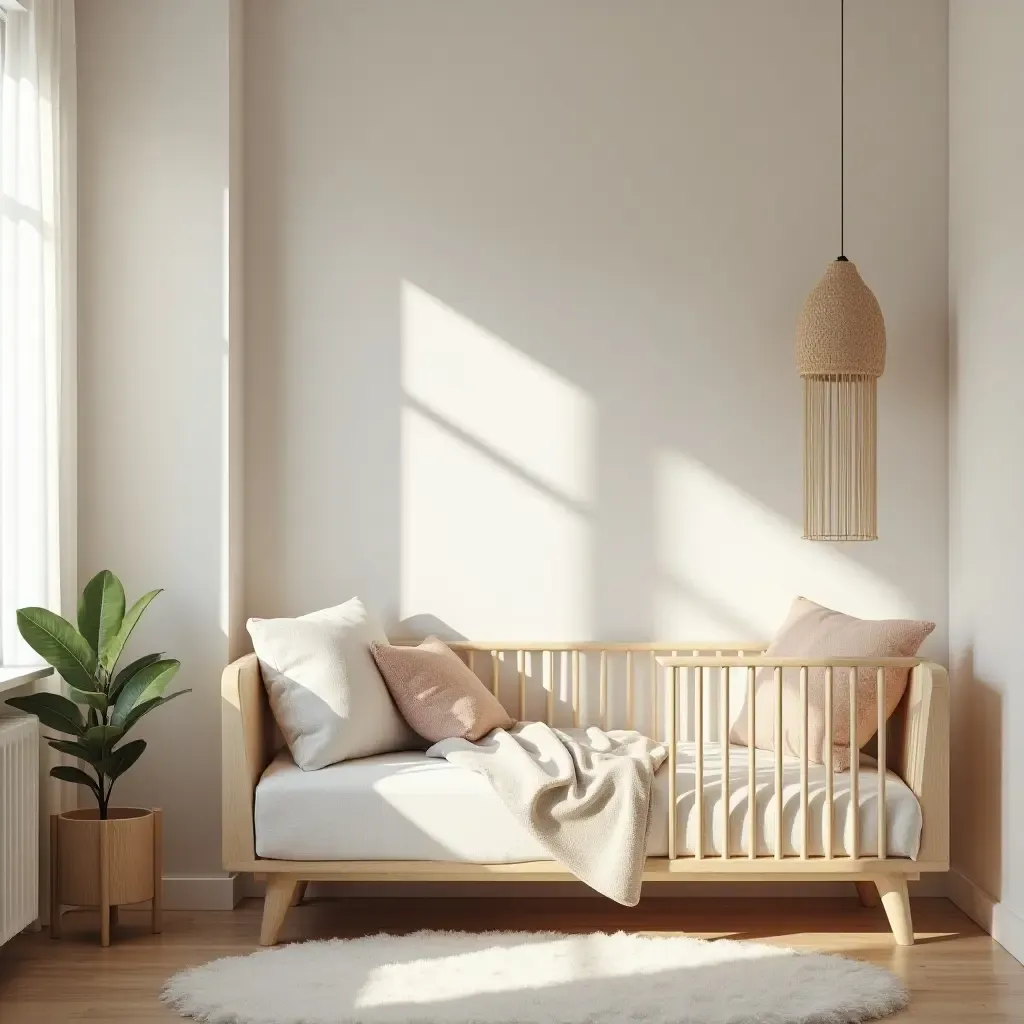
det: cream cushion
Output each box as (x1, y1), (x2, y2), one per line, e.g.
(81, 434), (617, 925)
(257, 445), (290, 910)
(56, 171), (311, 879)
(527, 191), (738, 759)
(730, 597), (934, 771)
(371, 637), (515, 743)
(247, 598), (419, 771)
(254, 744), (922, 861)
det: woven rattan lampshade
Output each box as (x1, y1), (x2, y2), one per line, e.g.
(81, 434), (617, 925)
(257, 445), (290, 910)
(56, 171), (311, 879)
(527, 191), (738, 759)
(797, 257), (885, 540)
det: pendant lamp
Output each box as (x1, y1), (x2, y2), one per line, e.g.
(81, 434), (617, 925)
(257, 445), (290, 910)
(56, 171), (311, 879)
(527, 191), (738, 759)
(797, 0), (885, 541)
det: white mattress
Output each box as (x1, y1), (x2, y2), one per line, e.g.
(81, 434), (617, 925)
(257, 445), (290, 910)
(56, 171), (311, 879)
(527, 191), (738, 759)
(255, 742), (922, 862)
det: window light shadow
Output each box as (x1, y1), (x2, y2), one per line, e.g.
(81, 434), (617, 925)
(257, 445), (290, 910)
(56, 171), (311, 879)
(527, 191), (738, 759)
(400, 282), (595, 640)
(402, 281), (594, 505)
(655, 450), (917, 641)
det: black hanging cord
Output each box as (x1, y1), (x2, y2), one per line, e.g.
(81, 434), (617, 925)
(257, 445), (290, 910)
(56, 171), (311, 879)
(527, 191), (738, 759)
(838, 0), (847, 261)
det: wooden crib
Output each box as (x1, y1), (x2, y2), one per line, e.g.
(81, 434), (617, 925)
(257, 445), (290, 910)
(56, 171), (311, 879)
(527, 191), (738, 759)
(222, 642), (948, 946)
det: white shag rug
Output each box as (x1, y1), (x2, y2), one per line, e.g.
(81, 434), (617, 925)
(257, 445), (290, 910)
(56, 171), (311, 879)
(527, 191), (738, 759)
(162, 929), (908, 1024)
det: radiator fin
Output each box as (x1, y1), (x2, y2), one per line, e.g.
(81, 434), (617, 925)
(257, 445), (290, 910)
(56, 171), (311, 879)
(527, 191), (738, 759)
(0, 717), (39, 945)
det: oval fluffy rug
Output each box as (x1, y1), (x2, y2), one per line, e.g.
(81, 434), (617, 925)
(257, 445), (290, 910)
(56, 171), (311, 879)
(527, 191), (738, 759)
(161, 929), (907, 1024)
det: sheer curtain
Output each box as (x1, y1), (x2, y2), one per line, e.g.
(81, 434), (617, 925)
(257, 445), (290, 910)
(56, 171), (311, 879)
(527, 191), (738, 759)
(0, 0), (76, 667)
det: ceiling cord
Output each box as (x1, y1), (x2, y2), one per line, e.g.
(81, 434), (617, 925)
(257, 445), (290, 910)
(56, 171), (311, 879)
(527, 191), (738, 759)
(840, 0), (846, 260)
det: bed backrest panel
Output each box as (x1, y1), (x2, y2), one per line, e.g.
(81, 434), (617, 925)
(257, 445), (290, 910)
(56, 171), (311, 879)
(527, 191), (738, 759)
(437, 641), (766, 743)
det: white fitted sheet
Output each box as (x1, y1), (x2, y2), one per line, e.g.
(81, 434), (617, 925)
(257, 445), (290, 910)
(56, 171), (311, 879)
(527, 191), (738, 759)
(254, 742), (922, 862)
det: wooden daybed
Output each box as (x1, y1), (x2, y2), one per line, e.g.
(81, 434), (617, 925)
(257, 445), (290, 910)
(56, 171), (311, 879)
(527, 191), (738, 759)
(222, 642), (948, 946)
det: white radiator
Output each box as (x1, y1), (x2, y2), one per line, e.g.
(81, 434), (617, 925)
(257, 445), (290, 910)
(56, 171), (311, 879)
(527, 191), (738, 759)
(0, 716), (39, 945)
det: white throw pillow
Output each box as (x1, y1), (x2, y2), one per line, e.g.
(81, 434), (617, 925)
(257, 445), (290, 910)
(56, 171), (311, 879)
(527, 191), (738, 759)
(247, 598), (419, 770)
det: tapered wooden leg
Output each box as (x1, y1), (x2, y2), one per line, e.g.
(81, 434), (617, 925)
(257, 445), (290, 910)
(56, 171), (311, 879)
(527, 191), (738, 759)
(50, 815), (61, 939)
(152, 809), (163, 934)
(876, 875), (914, 946)
(291, 881), (308, 907)
(260, 876), (298, 946)
(99, 820), (110, 948)
(855, 880), (879, 907)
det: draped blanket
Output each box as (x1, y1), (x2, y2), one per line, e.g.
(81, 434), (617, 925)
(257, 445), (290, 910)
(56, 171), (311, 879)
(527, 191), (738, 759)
(427, 722), (666, 905)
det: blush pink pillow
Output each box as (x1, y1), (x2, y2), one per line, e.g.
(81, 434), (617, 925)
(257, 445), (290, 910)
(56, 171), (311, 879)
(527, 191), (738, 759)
(370, 637), (515, 743)
(730, 597), (934, 771)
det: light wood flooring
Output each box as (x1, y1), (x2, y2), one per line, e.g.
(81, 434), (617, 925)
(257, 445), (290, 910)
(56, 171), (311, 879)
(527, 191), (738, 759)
(0, 897), (1020, 1021)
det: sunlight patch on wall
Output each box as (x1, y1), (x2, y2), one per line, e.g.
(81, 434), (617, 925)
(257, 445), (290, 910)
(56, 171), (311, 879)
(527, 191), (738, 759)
(655, 451), (914, 640)
(401, 407), (591, 639)
(401, 281), (594, 505)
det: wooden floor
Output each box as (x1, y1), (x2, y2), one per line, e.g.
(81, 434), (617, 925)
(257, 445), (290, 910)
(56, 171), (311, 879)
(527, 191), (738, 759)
(0, 897), (1020, 1021)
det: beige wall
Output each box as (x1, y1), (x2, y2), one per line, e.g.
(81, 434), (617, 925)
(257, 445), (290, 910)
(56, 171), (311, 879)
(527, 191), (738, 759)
(245, 0), (948, 648)
(76, 0), (238, 899)
(949, 0), (1024, 962)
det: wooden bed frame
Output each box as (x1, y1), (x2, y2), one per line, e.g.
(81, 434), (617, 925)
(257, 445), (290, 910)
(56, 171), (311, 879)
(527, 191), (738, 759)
(221, 642), (948, 946)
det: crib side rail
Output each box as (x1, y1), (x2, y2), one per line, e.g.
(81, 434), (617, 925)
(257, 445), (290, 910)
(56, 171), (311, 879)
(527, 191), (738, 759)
(433, 640), (766, 734)
(656, 654), (945, 865)
(895, 661), (949, 866)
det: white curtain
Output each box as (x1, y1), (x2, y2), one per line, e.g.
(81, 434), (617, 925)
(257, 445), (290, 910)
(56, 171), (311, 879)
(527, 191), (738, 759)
(0, 0), (76, 667)
(1, 0), (77, 917)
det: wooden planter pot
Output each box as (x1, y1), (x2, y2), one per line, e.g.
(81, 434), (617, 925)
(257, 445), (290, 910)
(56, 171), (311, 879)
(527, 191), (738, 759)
(50, 807), (162, 946)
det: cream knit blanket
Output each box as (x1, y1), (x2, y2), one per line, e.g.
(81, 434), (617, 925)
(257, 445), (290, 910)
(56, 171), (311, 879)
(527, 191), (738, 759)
(428, 722), (666, 905)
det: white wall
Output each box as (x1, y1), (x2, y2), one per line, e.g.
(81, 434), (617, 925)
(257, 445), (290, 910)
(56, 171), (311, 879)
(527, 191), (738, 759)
(74, 0), (949, 902)
(245, 0), (948, 653)
(77, 0), (239, 903)
(948, 0), (1024, 963)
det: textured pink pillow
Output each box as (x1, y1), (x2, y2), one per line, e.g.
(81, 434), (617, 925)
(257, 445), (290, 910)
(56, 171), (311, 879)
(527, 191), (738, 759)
(370, 637), (515, 743)
(730, 597), (934, 771)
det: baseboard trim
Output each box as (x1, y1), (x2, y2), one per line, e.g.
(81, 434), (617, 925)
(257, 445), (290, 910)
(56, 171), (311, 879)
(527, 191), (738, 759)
(948, 869), (1024, 965)
(162, 873), (243, 911)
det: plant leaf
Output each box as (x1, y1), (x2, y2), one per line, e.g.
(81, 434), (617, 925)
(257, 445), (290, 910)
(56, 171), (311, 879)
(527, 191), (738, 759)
(16, 608), (99, 693)
(109, 652), (162, 704)
(120, 688), (191, 735)
(77, 570), (126, 661)
(111, 659), (180, 725)
(98, 738), (147, 780)
(5, 693), (85, 736)
(47, 737), (99, 764)
(102, 589), (162, 674)
(84, 723), (124, 746)
(83, 724), (124, 760)
(50, 765), (101, 798)
(68, 687), (109, 715)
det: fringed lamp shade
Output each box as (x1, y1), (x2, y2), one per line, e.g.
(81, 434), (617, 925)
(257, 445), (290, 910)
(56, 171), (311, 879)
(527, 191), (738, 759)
(797, 258), (885, 540)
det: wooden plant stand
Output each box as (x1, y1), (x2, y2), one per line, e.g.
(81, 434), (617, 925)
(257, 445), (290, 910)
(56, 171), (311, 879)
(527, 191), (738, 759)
(50, 807), (162, 947)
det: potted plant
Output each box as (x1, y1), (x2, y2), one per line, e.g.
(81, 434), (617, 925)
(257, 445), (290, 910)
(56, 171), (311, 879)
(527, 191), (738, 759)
(5, 570), (189, 946)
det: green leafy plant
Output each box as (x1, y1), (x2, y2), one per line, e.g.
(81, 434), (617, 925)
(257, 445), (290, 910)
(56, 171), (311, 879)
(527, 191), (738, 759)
(4, 570), (190, 819)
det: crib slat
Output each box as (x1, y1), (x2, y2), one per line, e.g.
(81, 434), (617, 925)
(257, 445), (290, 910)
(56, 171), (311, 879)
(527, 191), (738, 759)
(849, 667), (859, 859)
(668, 667), (678, 859)
(545, 650), (554, 726)
(651, 651), (658, 740)
(774, 666), (783, 860)
(677, 651), (685, 741)
(721, 667), (730, 859)
(572, 650), (580, 728)
(599, 651), (608, 730)
(626, 651), (634, 730)
(747, 666), (756, 859)
(518, 650), (526, 721)
(491, 651), (499, 697)
(877, 666), (886, 860)
(825, 666), (834, 859)
(468, 650), (476, 677)
(695, 666), (704, 859)
(800, 665), (809, 860)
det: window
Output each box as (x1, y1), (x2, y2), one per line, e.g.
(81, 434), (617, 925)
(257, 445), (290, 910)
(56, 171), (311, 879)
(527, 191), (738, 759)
(0, 0), (67, 669)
